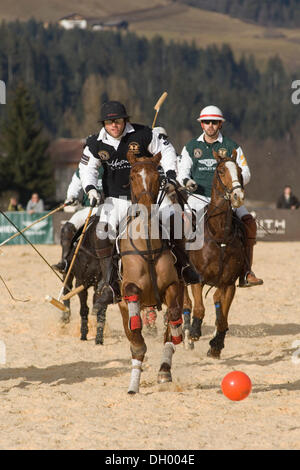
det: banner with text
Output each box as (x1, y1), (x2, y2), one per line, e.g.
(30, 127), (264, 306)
(0, 212), (54, 245)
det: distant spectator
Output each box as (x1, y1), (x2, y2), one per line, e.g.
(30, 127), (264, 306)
(26, 193), (45, 214)
(277, 186), (299, 210)
(7, 197), (24, 212)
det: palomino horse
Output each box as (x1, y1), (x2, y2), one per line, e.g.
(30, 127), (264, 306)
(118, 151), (184, 394)
(183, 149), (246, 358)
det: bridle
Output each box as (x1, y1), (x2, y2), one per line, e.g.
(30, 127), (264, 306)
(215, 159), (243, 202)
(130, 160), (160, 204)
(121, 159), (165, 310)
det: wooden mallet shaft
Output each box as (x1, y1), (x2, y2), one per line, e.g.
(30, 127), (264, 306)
(62, 284), (85, 301)
(152, 91), (168, 128)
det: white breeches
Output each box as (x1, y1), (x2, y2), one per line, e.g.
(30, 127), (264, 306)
(95, 194), (174, 240)
(69, 206), (98, 230)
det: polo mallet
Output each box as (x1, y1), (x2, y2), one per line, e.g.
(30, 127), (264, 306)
(0, 202), (67, 248)
(46, 202), (96, 312)
(152, 91), (168, 128)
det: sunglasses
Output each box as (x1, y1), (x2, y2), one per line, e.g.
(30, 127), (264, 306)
(202, 120), (221, 125)
(104, 118), (125, 125)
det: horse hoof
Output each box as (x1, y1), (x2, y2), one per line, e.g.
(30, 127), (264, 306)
(190, 334), (200, 342)
(207, 348), (221, 359)
(128, 389), (137, 395)
(80, 336), (88, 341)
(95, 336), (103, 345)
(157, 371), (172, 384)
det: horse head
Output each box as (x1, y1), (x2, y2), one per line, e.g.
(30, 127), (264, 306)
(127, 151), (161, 206)
(212, 149), (244, 208)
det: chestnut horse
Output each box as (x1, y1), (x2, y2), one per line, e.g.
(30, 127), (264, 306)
(183, 149), (246, 358)
(118, 151), (184, 394)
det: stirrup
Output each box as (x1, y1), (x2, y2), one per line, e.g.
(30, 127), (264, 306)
(238, 271), (263, 288)
(103, 284), (122, 304)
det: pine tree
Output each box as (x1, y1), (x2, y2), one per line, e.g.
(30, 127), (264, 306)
(0, 83), (54, 203)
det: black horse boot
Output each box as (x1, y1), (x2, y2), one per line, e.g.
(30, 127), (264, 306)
(94, 242), (121, 306)
(238, 214), (263, 287)
(52, 222), (77, 273)
(172, 238), (203, 285)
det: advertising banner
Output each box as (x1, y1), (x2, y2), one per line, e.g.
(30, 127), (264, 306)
(0, 212), (54, 245)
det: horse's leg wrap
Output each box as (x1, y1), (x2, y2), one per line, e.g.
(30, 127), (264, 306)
(128, 359), (143, 394)
(183, 309), (191, 332)
(158, 342), (176, 383)
(169, 317), (183, 345)
(161, 342), (176, 367)
(124, 295), (141, 331)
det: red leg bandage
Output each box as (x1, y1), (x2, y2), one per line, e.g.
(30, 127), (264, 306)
(124, 294), (141, 331)
(170, 318), (183, 345)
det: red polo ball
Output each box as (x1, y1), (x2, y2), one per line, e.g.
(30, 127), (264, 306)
(221, 371), (252, 401)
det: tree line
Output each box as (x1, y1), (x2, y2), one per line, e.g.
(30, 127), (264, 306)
(0, 20), (299, 203)
(176, 0), (300, 28)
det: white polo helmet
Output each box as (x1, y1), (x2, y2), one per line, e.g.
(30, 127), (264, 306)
(197, 105), (225, 122)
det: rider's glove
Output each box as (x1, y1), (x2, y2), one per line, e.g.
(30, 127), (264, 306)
(185, 179), (198, 192)
(87, 189), (100, 207)
(64, 197), (78, 206)
(165, 170), (178, 199)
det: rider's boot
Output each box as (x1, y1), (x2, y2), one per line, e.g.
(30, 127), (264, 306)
(52, 222), (77, 273)
(239, 214), (263, 287)
(172, 238), (203, 285)
(94, 243), (121, 305)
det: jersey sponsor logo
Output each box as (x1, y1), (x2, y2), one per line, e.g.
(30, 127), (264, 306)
(218, 148), (228, 158)
(198, 158), (216, 168)
(193, 148), (203, 158)
(128, 141), (140, 154)
(98, 150), (110, 161)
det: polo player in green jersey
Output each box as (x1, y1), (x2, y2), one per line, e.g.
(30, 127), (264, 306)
(178, 105), (263, 287)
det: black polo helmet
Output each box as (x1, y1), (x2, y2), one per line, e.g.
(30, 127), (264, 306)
(99, 100), (129, 122)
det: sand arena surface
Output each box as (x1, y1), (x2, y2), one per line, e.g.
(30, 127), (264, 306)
(0, 242), (299, 450)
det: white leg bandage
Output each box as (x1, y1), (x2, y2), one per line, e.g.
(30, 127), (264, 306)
(128, 358), (143, 394)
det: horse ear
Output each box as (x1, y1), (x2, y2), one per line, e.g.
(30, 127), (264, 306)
(231, 149), (237, 163)
(213, 150), (221, 162)
(152, 152), (161, 167)
(127, 150), (137, 166)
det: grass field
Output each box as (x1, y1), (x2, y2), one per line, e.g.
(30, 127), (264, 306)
(0, 0), (299, 71)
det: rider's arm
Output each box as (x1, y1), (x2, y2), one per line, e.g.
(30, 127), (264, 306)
(147, 130), (177, 180)
(177, 146), (193, 186)
(66, 169), (83, 200)
(79, 137), (103, 193)
(236, 146), (251, 186)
